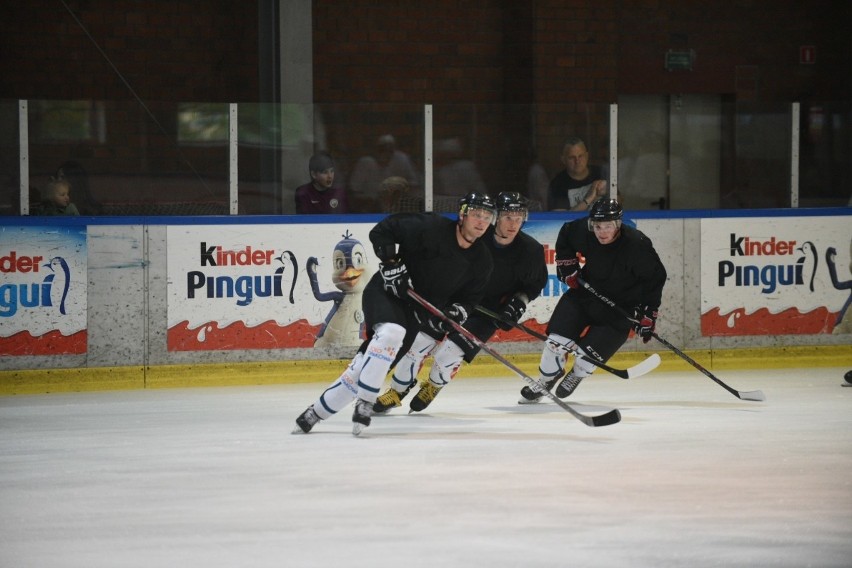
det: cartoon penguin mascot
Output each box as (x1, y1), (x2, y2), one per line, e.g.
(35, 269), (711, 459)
(307, 231), (371, 348)
(44, 256), (72, 315)
(826, 240), (852, 335)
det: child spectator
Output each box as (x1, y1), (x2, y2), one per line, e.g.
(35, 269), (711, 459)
(38, 178), (80, 216)
(56, 161), (102, 215)
(294, 152), (349, 214)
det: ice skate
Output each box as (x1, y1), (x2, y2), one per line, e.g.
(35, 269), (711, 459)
(352, 399), (373, 436)
(409, 382), (442, 413)
(518, 375), (560, 404)
(292, 405), (321, 434)
(372, 382), (415, 415)
(555, 372), (584, 399)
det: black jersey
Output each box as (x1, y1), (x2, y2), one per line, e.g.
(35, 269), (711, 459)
(369, 212), (493, 314)
(556, 218), (666, 311)
(479, 226), (548, 312)
(548, 165), (604, 210)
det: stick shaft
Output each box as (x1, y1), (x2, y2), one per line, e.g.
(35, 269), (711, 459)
(576, 278), (765, 402)
(475, 305), (635, 379)
(407, 289), (621, 427)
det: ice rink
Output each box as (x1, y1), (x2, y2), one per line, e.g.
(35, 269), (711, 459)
(2, 366), (851, 567)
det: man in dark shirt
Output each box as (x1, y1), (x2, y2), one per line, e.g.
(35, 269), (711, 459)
(373, 191), (548, 413)
(294, 152), (350, 214)
(548, 137), (608, 211)
(292, 192), (496, 436)
(520, 197), (667, 402)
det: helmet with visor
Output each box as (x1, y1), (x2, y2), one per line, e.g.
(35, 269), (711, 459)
(458, 192), (497, 226)
(587, 197), (623, 232)
(495, 191), (530, 224)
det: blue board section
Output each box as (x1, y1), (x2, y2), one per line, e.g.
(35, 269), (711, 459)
(2, 206), (849, 227)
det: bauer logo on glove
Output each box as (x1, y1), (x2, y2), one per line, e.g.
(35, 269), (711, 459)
(379, 259), (411, 299)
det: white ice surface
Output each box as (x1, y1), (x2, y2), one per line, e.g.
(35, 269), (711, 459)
(1, 367), (851, 567)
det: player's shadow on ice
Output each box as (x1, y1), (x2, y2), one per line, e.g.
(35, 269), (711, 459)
(370, 411), (616, 442)
(487, 402), (616, 414)
(614, 400), (764, 411)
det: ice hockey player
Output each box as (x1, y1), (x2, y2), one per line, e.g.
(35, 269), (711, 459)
(373, 191), (548, 413)
(293, 192), (495, 435)
(520, 197), (667, 402)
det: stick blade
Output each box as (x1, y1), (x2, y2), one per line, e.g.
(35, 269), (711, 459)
(589, 408), (622, 427)
(738, 389), (766, 402)
(548, 395), (623, 427)
(625, 353), (662, 379)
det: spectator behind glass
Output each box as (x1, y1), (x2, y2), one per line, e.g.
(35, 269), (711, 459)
(434, 137), (487, 198)
(349, 134), (420, 212)
(548, 137), (608, 211)
(294, 152), (350, 214)
(38, 178), (80, 216)
(377, 175), (410, 213)
(56, 161), (103, 215)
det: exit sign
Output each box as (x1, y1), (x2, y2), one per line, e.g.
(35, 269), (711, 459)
(665, 49), (695, 71)
(800, 45), (816, 64)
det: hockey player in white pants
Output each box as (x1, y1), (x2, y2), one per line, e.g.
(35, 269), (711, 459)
(292, 192), (495, 436)
(373, 192), (548, 414)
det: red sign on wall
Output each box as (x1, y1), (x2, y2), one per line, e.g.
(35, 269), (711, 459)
(800, 45), (816, 65)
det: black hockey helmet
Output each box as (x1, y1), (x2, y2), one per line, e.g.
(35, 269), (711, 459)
(458, 192), (497, 225)
(495, 191), (530, 223)
(587, 197), (623, 230)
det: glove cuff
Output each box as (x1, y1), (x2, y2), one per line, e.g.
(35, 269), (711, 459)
(636, 305), (658, 318)
(375, 243), (399, 264)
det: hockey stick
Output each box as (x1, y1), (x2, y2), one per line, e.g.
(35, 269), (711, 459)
(407, 289), (621, 427)
(577, 277), (766, 402)
(474, 305), (661, 380)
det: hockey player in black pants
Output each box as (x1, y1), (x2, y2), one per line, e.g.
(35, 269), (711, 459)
(293, 192), (495, 435)
(520, 197), (667, 402)
(374, 191), (549, 414)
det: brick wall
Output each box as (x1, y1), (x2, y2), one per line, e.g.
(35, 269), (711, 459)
(0, 0), (259, 209)
(1, 1), (848, 209)
(320, 1), (852, 105)
(1, 0), (258, 102)
(313, 0), (850, 196)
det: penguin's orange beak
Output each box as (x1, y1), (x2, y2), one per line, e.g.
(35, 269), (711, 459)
(333, 266), (363, 290)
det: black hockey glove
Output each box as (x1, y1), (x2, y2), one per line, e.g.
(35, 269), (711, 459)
(379, 259), (411, 299)
(497, 294), (527, 331)
(633, 305), (658, 343)
(428, 303), (468, 335)
(556, 257), (580, 289)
